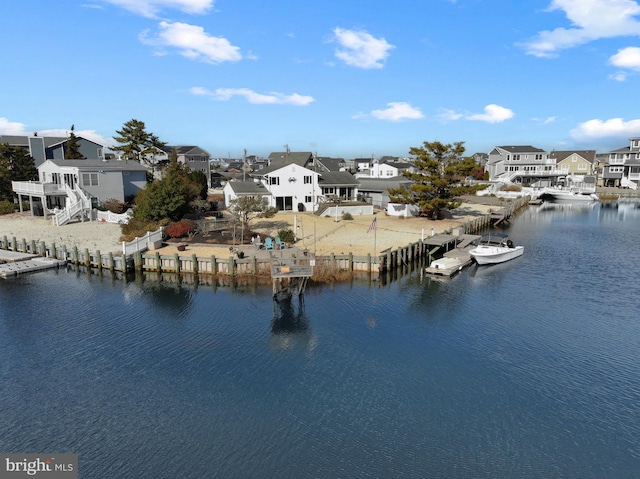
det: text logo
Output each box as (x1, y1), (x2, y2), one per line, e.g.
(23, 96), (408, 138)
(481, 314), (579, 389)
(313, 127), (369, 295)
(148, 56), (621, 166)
(1, 454), (77, 479)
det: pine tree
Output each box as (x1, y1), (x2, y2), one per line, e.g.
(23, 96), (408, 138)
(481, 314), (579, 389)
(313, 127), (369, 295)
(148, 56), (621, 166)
(64, 124), (85, 159)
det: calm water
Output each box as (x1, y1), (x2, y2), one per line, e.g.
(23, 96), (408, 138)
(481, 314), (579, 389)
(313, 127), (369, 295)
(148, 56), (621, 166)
(1, 201), (640, 478)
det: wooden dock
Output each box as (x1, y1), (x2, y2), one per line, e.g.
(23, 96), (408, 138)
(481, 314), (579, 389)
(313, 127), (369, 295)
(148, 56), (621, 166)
(271, 256), (314, 300)
(423, 234), (480, 278)
(0, 251), (67, 278)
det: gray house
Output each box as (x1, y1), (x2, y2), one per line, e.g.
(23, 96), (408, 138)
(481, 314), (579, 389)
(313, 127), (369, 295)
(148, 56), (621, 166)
(486, 145), (561, 186)
(0, 134), (105, 167)
(12, 159), (147, 223)
(603, 137), (640, 188)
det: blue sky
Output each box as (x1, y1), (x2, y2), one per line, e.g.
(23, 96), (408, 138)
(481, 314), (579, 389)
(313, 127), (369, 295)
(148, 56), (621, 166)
(2, 0), (640, 159)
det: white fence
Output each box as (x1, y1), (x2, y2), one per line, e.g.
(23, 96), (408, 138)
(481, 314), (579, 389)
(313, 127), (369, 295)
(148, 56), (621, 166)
(122, 227), (164, 257)
(95, 209), (133, 224)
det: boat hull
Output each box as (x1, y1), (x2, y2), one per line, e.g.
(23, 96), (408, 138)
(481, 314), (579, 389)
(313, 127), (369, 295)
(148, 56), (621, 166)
(469, 245), (524, 265)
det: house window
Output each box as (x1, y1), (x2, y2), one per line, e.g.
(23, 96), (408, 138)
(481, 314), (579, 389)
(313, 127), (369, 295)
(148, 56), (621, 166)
(535, 154), (543, 160)
(269, 177), (280, 185)
(82, 172), (99, 186)
(305, 195), (312, 203)
(513, 155), (521, 161)
(578, 164), (586, 170)
(304, 175), (312, 184)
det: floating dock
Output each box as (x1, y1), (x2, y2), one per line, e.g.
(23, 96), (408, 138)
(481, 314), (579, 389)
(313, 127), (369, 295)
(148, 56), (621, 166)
(0, 251), (67, 278)
(423, 234), (479, 278)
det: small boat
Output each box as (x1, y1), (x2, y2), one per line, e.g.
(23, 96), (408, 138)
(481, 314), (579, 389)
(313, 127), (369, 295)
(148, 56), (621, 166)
(540, 189), (599, 203)
(469, 233), (524, 265)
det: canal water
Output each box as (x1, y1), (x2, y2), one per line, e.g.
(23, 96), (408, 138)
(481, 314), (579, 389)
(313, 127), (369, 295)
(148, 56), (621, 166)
(1, 201), (639, 478)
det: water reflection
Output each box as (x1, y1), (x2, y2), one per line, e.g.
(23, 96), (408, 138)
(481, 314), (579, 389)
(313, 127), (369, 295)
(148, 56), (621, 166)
(269, 296), (317, 354)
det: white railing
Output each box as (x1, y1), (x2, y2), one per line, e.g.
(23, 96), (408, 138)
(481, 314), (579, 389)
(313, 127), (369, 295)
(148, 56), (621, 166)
(52, 185), (93, 226)
(95, 209), (133, 224)
(11, 181), (65, 195)
(621, 178), (638, 190)
(122, 227), (164, 256)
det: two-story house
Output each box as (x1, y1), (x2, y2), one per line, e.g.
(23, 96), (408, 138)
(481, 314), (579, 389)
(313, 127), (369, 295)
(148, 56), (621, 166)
(602, 137), (640, 188)
(549, 150), (597, 176)
(13, 158), (147, 223)
(0, 134), (105, 167)
(159, 145), (211, 186)
(486, 145), (562, 186)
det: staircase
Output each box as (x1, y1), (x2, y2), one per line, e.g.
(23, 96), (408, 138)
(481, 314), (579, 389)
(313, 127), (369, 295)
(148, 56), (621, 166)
(52, 185), (93, 226)
(621, 178), (638, 190)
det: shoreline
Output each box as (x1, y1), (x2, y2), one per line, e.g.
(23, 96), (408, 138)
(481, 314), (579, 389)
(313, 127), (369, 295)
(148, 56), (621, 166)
(0, 198), (504, 262)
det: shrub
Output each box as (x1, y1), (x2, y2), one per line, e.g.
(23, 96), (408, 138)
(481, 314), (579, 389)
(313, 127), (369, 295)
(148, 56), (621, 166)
(277, 228), (295, 243)
(103, 198), (127, 214)
(119, 217), (160, 242)
(0, 200), (15, 215)
(164, 219), (196, 239)
(342, 212), (353, 220)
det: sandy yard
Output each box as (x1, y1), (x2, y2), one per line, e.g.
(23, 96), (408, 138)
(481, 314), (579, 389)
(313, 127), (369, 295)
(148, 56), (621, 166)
(0, 201), (496, 258)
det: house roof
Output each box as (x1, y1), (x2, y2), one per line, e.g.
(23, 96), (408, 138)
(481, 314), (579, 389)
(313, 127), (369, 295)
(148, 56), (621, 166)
(252, 161), (315, 176)
(549, 150), (596, 163)
(163, 145), (210, 156)
(315, 157), (345, 172)
(495, 145), (546, 153)
(47, 159), (147, 171)
(1, 134), (105, 149)
(318, 171), (359, 186)
(267, 151), (313, 168)
(226, 181), (272, 195)
(356, 177), (412, 192)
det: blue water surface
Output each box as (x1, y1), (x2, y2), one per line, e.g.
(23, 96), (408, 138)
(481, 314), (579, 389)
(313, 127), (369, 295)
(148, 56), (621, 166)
(1, 201), (639, 478)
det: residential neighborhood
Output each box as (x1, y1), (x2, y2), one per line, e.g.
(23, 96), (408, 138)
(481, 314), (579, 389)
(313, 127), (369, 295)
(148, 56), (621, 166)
(3, 130), (640, 224)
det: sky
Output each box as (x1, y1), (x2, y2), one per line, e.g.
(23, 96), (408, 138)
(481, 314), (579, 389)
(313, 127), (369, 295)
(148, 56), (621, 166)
(3, 0), (640, 159)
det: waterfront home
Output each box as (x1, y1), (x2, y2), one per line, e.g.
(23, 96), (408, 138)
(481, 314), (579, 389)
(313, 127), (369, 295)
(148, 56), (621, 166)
(150, 145), (211, 186)
(223, 180), (271, 207)
(549, 150), (597, 176)
(486, 145), (562, 186)
(356, 177), (413, 209)
(12, 158), (147, 223)
(603, 137), (640, 189)
(0, 134), (105, 167)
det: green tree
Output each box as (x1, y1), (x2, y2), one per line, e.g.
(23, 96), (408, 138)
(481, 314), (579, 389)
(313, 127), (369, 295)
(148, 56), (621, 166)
(188, 170), (208, 200)
(388, 140), (469, 219)
(0, 143), (38, 202)
(64, 124), (85, 159)
(112, 119), (166, 168)
(228, 196), (265, 228)
(131, 153), (203, 222)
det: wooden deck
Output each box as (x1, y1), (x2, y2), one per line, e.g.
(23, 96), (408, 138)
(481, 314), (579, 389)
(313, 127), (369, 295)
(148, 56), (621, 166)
(271, 257), (314, 299)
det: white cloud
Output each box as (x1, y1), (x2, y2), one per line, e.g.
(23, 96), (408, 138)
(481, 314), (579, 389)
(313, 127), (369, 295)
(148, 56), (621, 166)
(0, 119), (113, 146)
(0, 117), (27, 135)
(466, 104), (514, 123)
(100, 0), (213, 18)
(436, 108), (464, 122)
(354, 102), (423, 121)
(570, 117), (640, 140)
(141, 21), (242, 64)
(610, 71), (629, 81)
(521, 0), (640, 58)
(332, 28), (395, 69)
(190, 86), (315, 106)
(543, 116), (557, 125)
(610, 46), (640, 70)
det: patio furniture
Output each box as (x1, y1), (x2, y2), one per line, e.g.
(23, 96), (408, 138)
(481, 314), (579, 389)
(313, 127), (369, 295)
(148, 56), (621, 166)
(264, 237), (274, 250)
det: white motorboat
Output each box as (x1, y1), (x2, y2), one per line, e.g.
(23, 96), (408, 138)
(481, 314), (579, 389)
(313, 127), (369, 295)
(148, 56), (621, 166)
(469, 233), (524, 265)
(539, 187), (599, 203)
